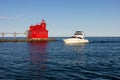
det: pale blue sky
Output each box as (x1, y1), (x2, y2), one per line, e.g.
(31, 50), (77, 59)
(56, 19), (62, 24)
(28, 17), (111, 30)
(0, 0), (120, 37)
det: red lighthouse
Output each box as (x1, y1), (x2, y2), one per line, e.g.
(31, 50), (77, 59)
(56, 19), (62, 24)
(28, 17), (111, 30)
(28, 20), (48, 39)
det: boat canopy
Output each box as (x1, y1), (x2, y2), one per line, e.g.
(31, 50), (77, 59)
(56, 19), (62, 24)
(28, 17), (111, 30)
(74, 31), (84, 35)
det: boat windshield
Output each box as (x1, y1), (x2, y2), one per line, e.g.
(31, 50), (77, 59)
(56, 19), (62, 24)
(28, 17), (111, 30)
(71, 36), (83, 39)
(77, 37), (82, 39)
(71, 36), (76, 38)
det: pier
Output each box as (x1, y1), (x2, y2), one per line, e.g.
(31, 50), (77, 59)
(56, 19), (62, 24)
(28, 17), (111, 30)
(0, 38), (56, 42)
(0, 32), (56, 42)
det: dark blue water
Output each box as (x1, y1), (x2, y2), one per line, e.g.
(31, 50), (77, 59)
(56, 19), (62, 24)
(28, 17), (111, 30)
(0, 37), (120, 80)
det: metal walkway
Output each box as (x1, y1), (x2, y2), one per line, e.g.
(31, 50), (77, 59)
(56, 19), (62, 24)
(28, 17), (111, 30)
(0, 32), (27, 39)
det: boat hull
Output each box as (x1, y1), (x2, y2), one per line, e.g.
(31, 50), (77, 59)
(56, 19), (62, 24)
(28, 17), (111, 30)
(63, 38), (89, 44)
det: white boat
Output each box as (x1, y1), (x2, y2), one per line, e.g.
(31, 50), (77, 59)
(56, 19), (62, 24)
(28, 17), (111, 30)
(63, 31), (89, 43)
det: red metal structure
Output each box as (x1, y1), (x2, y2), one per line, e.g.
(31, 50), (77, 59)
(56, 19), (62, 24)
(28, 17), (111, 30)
(28, 20), (48, 39)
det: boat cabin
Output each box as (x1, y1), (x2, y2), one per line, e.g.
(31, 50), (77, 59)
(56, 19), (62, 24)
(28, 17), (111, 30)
(74, 31), (84, 36)
(72, 31), (84, 39)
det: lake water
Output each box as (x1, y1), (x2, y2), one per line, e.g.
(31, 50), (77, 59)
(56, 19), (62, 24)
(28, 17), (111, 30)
(0, 37), (120, 80)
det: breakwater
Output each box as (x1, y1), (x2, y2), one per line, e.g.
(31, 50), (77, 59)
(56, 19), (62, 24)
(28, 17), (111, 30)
(0, 38), (56, 42)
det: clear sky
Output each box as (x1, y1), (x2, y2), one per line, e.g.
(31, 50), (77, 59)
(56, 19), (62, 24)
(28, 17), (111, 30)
(0, 0), (120, 37)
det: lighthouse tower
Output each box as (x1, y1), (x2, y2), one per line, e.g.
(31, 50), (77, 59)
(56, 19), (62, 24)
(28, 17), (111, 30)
(28, 20), (48, 39)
